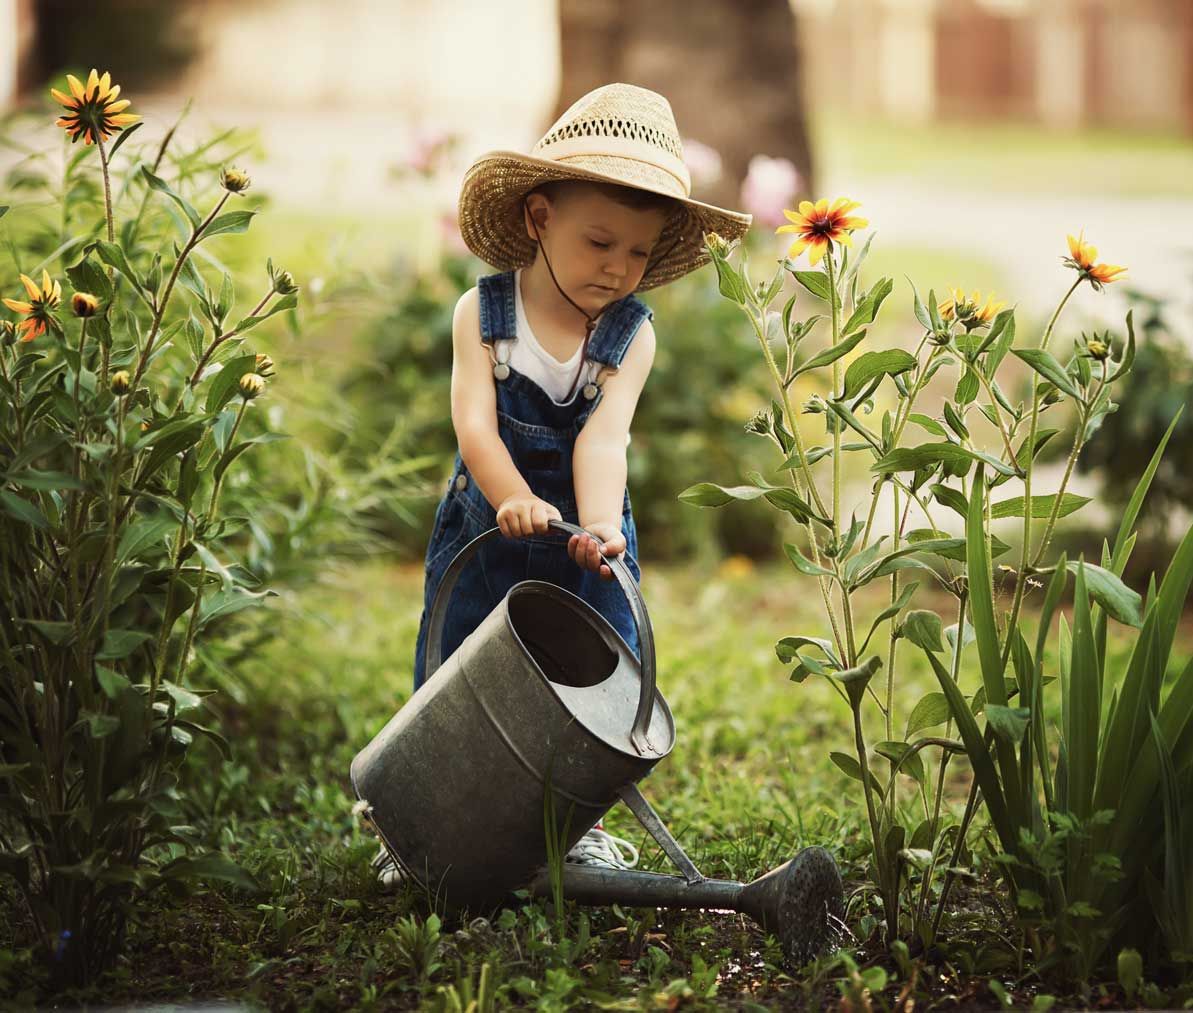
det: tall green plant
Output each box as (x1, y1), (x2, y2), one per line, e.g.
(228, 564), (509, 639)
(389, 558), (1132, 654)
(685, 207), (1145, 952)
(0, 71), (295, 983)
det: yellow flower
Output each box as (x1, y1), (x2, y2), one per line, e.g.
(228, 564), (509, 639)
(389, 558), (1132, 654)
(1064, 231), (1127, 289)
(939, 288), (1005, 329)
(3, 271), (61, 342)
(50, 69), (140, 147)
(71, 292), (100, 318)
(776, 198), (868, 266)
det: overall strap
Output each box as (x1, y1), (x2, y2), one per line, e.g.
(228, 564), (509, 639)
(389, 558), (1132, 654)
(585, 294), (654, 370)
(476, 270), (517, 344)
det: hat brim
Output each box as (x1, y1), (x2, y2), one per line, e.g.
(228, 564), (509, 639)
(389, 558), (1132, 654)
(457, 150), (752, 291)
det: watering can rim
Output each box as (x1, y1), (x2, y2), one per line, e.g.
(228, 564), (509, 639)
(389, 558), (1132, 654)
(426, 519), (661, 755)
(497, 579), (676, 760)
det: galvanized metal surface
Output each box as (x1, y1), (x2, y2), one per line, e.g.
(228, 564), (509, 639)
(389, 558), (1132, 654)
(350, 520), (676, 911)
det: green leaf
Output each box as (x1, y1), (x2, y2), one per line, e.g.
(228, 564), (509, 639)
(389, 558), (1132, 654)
(97, 629), (153, 661)
(66, 254), (113, 303)
(775, 635), (840, 667)
(107, 120), (143, 159)
(874, 740), (925, 785)
(830, 751), (883, 796)
(21, 619), (74, 644)
(161, 680), (203, 713)
(204, 353), (257, 413)
(1062, 560), (1142, 628)
(783, 542), (834, 578)
(1109, 408), (1182, 574)
(679, 483), (767, 507)
(711, 253), (747, 303)
(1012, 348), (1081, 398)
(142, 167), (202, 229)
(906, 692), (950, 737)
(138, 422), (206, 482)
(95, 664), (132, 700)
(3, 469), (85, 491)
(161, 852), (260, 892)
(871, 442), (1015, 478)
(841, 349), (916, 401)
(116, 513), (178, 563)
(94, 241), (141, 289)
(232, 292), (298, 334)
(985, 704), (1031, 744)
(196, 586), (275, 630)
(787, 268), (831, 302)
(841, 277), (893, 335)
(795, 330), (867, 377)
(858, 581), (919, 653)
(902, 609), (944, 653)
(907, 413), (946, 437)
(203, 210), (257, 238)
(0, 490), (49, 531)
(990, 493), (1090, 520)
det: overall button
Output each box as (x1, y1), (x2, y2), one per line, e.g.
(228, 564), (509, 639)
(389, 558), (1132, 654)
(455, 474), (468, 492)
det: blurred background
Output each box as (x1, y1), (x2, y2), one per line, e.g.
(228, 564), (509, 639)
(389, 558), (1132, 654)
(2, 0), (1192, 573)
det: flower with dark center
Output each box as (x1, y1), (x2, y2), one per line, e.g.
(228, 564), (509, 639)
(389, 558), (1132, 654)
(3, 271), (61, 342)
(51, 69), (140, 147)
(1064, 231), (1126, 290)
(776, 198), (868, 266)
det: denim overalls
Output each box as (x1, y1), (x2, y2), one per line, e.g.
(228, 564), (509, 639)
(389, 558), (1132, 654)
(411, 269), (651, 690)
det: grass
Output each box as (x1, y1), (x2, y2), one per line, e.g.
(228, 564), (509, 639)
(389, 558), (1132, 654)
(6, 551), (1189, 1009)
(814, 111), (1193, 198)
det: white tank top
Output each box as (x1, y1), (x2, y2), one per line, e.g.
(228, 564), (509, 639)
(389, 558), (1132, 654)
(494, 268), (600, 404)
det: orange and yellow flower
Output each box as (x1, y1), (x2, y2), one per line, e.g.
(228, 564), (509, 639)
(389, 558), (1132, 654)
(776, 198), (868, 266)
(939, 288), (1005, 328)
(50, 69), (140, 147)
(1064, 231), (1126, 288)
(3, 271), (61, 342)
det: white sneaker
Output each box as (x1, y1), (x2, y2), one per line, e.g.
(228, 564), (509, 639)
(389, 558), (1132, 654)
(371, 842), (406, 888)
(565, 825), (639, 870)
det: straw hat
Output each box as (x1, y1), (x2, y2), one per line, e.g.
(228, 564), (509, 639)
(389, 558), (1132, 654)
(457, 83), (753, 290)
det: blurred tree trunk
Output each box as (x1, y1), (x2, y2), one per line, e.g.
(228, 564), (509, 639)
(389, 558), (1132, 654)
(552, 0), (814, 207)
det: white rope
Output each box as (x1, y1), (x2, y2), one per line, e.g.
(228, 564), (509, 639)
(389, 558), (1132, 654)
(565, 826), (639, 870)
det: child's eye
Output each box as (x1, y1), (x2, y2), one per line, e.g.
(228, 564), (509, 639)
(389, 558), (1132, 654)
(589, 240), (610, 249)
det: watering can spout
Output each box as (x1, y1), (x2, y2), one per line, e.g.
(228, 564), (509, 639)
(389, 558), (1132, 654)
(529, 846), (844, 967)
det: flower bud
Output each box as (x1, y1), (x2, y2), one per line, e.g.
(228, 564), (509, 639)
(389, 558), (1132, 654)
(254, 352), (275, 377)
(1041, 385), (1063, 406)
(1085, 337), (1110, 361)
(927, 329), (952, 347)
(239, 372), (266, 400)
(71, 292), (100, 318)
(703, 232), (731, 258)
(110, 370), (131, 396)
(744, 409), (770, 436)
(802, 395), (826, 415)
(272, 269), (297, 295)
(220, 166), (252, 194)
(1, 321), (15, 346)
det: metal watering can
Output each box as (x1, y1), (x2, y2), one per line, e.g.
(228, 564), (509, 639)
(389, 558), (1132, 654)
(351, 519), (844, 965)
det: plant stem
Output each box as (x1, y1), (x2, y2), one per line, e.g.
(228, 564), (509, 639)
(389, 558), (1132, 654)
(95, 135), (115, 244)
(1000, 278), (1082, 667)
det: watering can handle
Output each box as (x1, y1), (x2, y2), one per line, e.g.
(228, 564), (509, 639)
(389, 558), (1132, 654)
(425, 518), (658, 755)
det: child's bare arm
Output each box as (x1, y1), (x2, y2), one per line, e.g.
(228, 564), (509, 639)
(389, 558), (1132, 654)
(570, 319), (656, 577)
(450, 288), (560, 537)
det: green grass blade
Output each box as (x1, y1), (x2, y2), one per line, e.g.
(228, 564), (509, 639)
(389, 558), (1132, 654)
(1067, 563), (1100, 822)
(924, 647), (1016, 855)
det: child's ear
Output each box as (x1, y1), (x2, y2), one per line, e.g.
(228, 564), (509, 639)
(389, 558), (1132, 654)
(523, 193), (551, 241)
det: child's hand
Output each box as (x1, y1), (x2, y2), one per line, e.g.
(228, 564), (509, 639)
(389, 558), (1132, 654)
(568, 523), (625, 581)
(496, 493), (562, 539)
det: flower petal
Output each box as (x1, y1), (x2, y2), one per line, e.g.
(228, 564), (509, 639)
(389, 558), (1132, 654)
(808, 238), (828, 266)
(19, 274), (39, 300)
(67, 74), (85, 100)
(85, 68), (99, 100)
(108, 114), (141, 127)
(3, 298), (32, 313)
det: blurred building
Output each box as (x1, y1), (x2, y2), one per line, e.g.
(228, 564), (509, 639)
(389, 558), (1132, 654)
(793, 0), (1193, 132)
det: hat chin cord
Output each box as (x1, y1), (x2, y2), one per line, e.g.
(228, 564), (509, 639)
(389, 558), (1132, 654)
(522, 198), (686, 402)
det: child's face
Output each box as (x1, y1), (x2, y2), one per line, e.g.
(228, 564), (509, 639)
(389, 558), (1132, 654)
(526, 187), (669, 309)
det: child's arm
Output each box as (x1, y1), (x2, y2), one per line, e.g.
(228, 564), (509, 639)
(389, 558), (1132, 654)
(450, 288), (561, 538)
(570, 319), (657, 579)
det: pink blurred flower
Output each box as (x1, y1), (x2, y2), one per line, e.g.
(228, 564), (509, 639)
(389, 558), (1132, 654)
(682, 137), (723, 189)
(396, 128), (457, 179)
(438, 211), (470, 257)
(740, 154), (803, 228)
